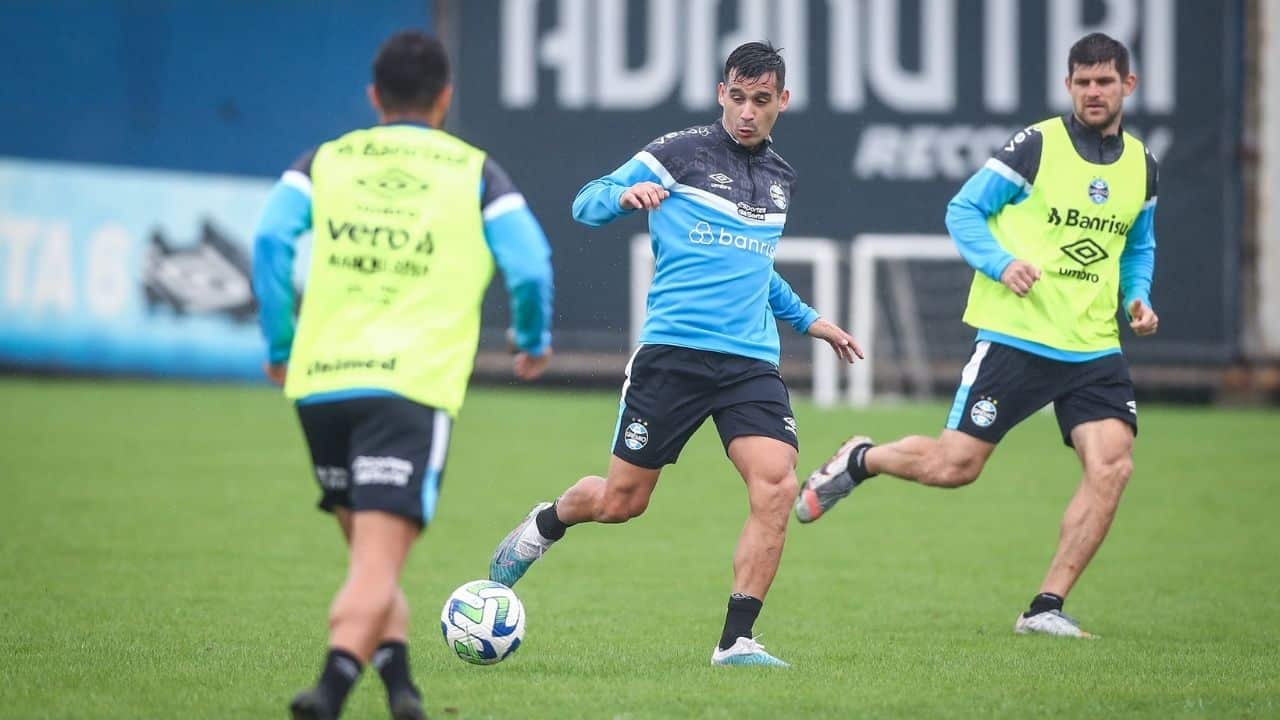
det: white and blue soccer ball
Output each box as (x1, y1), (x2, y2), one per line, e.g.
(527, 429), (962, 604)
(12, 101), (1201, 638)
(440, 580), (526, 665)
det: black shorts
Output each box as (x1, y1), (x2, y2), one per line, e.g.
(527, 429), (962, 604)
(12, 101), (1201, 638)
(295, 394), (451, 527)
(611, 344), (799, 468)
(945, 340), (1138, 447)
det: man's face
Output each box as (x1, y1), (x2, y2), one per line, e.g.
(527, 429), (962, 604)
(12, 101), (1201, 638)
(718, 71), (789, 147)
(1066, 61), (1135, 132)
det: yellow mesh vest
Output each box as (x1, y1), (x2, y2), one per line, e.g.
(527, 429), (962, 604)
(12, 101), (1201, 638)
(285, 125), (491, 416)
(962, 118), (1147, 352)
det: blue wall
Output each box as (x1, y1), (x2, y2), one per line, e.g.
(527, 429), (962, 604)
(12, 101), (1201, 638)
(0, 1), (431, 177)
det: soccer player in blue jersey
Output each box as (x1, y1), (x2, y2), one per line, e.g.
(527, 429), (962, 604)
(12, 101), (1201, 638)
(253, 31), (553, 719)
(489, 42), (862, 667)
(795, 34), (1159, 639)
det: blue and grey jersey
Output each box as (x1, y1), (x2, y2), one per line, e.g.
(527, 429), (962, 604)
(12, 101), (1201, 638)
(944, 113), (1158, 362)
(252, 122), (554, 372)
(572, 121), (817, 365)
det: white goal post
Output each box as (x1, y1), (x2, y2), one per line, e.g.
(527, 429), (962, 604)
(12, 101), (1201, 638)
(630, 234), (841, 407)
(848, 234), (962, 407)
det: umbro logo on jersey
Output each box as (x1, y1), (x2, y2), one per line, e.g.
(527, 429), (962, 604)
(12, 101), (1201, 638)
(356, 168), (429, 200)
(1060, 238), (1109, 267)
(709, 173), (733, 191)
(1057, 238), (1108, 284)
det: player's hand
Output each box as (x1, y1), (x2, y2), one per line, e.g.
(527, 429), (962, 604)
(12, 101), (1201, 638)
(1128, 299), (1159, 336)
(1000, 259), (1041, 297)
(619, 182), (669, 211)
(263, 362), (288, 385)
(514, 349), (552, 381)
(806, 317), (864, 364)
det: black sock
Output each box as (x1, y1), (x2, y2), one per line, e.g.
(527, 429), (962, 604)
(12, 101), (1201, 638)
(316, 648), (363, 711)
(1025, 592), (1064, 618)
(718, 593), (763, 651)
(848, 443), (878, 483)
(535, 501), (569, 541)
(371, 641), (419, 701)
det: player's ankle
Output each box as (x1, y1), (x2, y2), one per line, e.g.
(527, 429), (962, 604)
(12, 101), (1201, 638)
(1025, 592), (1064, 617)
(849, 442), (878, 483)
(534, 501), (569, 540)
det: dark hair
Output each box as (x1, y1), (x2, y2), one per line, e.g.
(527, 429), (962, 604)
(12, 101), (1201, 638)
(724, 41), (786, 90)
(372, 30), (450, 112)
(1068, 32), (1130, 77)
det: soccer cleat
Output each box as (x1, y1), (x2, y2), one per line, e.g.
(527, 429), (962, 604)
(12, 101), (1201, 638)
(1014, 609), (1098, 639)
(711, 636), (791, 667)
(794, 435), (873, 523)
(389, 689), (427, 720)
(489, 501), (556, 587)
(288, 688), (337, 720)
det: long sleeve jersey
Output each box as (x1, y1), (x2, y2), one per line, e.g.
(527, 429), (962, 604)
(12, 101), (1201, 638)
(573, 121), (817, 365)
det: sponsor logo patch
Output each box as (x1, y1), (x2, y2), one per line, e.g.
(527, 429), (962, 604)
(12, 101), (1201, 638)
(352, 455), (414, 487)
(736, 202), (767, 221)
(1045, 207), (1130, 236)
(686, 221), (777, 257)
(316, 466), (350, 491)
(783, 416), (798, 436)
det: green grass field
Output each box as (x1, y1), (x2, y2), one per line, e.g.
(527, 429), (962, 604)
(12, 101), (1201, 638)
(1, 377), (1277, 719)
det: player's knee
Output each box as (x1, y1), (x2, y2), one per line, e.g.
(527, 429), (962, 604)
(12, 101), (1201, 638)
(1089, 455), (1133, 494)
(931, 461), (980, 488)
(748, 470), (798, 509)
(330, 586), (396, 629)
(597, 494), (647, 523)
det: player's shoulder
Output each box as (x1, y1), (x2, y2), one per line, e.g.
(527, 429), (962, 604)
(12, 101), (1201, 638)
(641, 123), (716, 158)
(1136, 138), (1160, 173)
(989, 120), (1050, 186)
(996, 121), (1049, 160)
(764, 146), (797, 185)
(283, 145), (320, 178)
(1128, 133), (1159, 201)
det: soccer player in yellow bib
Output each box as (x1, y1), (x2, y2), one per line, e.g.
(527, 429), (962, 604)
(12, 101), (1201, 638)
(795, 33), (1159, 639)
(251, 31), (553, 719)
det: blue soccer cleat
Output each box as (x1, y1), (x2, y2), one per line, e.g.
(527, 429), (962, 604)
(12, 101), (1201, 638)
(710, 636), (791, 667)
(489, 502), (556, 587)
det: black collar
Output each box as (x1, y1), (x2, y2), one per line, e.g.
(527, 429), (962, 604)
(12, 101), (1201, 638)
(712, 118), (772, 156)
(1063, 112), (1124, 165)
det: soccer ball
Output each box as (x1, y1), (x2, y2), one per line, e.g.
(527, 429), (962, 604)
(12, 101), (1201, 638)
(440, 580), (526, 665)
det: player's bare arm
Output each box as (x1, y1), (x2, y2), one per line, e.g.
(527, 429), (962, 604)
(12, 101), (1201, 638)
(1000, 259), (1041, 297)
(619, 181), (669, 210)
(1128, 299), (1159, 336)
(806, 317), (864, 364)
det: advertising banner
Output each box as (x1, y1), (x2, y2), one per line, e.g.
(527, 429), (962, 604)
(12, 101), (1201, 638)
(453, 0), (1242, 363)
(0, 158), (283, 378)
